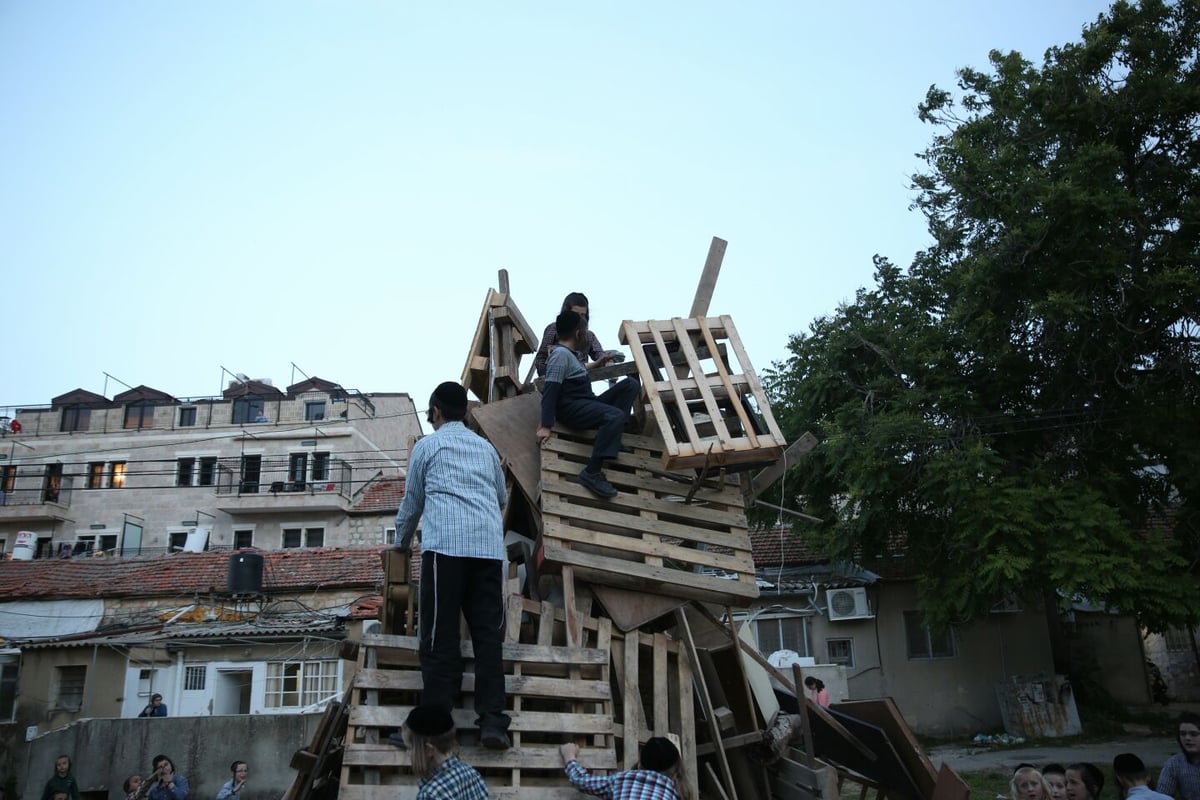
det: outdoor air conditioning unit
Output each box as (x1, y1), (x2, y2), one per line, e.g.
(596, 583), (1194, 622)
(826, 587), (874, 621)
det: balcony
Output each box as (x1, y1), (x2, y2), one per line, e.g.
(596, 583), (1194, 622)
(214, 459), (352, 514)
(0, 475), (74, 522)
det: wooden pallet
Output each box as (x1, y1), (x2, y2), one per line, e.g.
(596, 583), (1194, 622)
(340, 613), (616, 799)
(461, 272), (540, 403)
(379, 550), (417, 636)
(538, 427), (759, 606)
(619, 315), (786, 470)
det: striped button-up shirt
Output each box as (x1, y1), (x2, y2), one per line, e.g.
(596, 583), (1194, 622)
(395, 421), (506, 561)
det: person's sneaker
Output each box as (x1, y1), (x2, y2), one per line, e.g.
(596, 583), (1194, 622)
(386, 731), (408, 749)
(578, 468), (618, 498)
(480, 728), (511, 750)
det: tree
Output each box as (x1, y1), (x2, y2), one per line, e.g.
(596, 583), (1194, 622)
(766, 0), (1200, 631)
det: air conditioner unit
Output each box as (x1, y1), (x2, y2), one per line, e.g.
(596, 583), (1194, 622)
(826, 587), (874, 621)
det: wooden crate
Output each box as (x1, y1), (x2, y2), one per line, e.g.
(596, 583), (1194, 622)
(619, 315), (786, 470)
(340, 609), (616, 799)
(538, 427), (759, 606)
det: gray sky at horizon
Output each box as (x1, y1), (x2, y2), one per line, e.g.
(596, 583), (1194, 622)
(1, 1), (1115, 425)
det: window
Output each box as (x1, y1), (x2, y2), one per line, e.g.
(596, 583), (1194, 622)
(904, 611), (956, 659)
(138, 668), (158, 698)
(1165, 627), (1197, 652)
(110, 461), (127, 489)
(754, 614), (812, 657)
(198, 457), (217, 487)
(383, 527), (397, 545)
(289, 453), (308, 484)
(240, 455), (261, 494)
(43, 463), (63, 502)
(233, 529), (254, 549)
(312, 452), (330, 482)
(176, 458), (195, 487)
(282, 527), (324, 549)
(55, 665), (87, 712)
(184, 665), (207, 691)
(0, 658), (18, 721)
(232, 397), (265, 425)
(76, 534), (118, 554)
(168, 531), (188, 552)
(305, 401), (326, 421)
(264, 659), (339, 708)
(0, 538), (5, 556)
(60, 405), (90, 432)
(178, 407), (197, 427)
(827, 638), (855, 667)
(87, 462), (105, 489)
(124, 401), (156, 430)
(1, 465), (15, 494)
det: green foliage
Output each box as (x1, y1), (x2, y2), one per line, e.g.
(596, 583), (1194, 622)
(765, 0), (1200, 631)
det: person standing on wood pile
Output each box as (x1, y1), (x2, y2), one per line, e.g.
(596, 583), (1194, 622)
(537, 308), (640, 499)
(533, 292), (622, 376)
(560, 737), (690, 800)
(393, 381), (511, 750)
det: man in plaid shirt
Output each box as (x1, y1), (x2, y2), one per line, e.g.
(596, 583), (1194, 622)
(560, 738), (683, 800)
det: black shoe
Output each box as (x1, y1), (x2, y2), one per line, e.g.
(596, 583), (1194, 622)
(387, 731), (408, 749)
(480, 728), (511, 750)
(578, 468), (618, 498)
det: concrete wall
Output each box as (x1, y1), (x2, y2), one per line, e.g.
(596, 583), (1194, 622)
(1067, 610), (1153, 706)
(1145, 627), (1200, 701)
(18, 713), (323, 800)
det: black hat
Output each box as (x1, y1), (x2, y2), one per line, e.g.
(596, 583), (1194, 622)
(405, 705), (454, 737)
(431, 382), (467, 417)
(1113, 753), (1146, 775)
(641, 737), (679, 772)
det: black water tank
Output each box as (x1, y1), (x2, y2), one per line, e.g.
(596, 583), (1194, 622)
(228, 551), (264, 595)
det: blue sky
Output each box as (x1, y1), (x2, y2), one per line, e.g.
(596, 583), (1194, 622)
(0, 1), (1114, 421)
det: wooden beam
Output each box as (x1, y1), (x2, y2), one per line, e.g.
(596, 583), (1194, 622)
(689, 236), (728, 318)
(753, 499), (824, 525)
(748, 432), (819, 501)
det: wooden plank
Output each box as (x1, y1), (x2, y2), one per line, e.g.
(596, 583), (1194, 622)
(342, 742), (618, 770)
(470, 391), (543, 506)
(832, 699), (938, 800)
(622, 631), (642, 769)
(359, 634), (609, 665)
(676, 608), (737, 800)
(592, 585), (688, 632)
(747, 432), (819, 501)
(352, 668), (610, 700)
(688, 235), (728, 318)
(931, 763), (970, 800)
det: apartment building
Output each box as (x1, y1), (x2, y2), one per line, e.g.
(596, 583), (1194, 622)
(0, 376), (420, 557)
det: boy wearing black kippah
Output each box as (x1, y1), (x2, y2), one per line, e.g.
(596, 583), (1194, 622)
(560, 736), (686, 799)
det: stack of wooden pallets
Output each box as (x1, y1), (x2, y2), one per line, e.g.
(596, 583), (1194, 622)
(288, 264), (954, 800)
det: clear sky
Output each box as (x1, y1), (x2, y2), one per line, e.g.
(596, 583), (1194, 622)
(0, 1), (1115, 424)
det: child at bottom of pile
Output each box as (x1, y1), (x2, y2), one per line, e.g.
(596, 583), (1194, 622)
(560, 736), (689, 800)
(402, 705), (489, 800)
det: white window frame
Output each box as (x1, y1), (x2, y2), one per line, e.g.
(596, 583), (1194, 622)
(233, 527), (256, 550)
(752, 612), (813, 658)
(264, 659), (340, 709)
(75, 531), (119, 555)
(383, 526), (397, 545)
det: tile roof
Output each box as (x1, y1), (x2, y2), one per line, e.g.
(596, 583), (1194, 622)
(750, 526), (824, 568)
(0, 546), (386, 601)
(351, 476), (406, 514)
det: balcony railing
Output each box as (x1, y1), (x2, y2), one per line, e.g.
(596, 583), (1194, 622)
(214, 458), (352, 500)
(0, 475), (74, 509)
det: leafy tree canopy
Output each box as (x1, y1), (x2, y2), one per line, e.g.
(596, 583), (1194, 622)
(765, 0), (1200, 631)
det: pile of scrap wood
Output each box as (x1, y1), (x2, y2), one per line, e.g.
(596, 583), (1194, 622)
(286, 247), (967, 800)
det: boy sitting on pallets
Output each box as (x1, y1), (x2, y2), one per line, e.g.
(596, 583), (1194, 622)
(536, 309), (639, 498)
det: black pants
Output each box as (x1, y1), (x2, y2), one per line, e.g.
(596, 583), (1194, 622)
(419, 551), (510, 732)
(558, 377), (640, 463)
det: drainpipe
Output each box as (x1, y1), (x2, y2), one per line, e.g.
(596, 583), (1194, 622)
(174, 650), (185, 714)
(86, 644), (98, 716)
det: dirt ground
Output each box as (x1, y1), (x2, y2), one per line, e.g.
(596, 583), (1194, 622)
(926, 737), (1180, 772)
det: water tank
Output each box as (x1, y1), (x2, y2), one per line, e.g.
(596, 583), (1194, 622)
(12, 531), (38, 561)
(227, 551), (264, 595)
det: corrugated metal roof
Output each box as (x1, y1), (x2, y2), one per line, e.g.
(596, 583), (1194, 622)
(20, 617), (343, 649)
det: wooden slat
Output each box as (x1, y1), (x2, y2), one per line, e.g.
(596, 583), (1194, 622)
(342, 742), (618, 770)
(359, 634), (608, 665)
(352, 668), (610, 701)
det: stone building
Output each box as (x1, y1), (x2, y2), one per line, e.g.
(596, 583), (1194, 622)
(0, 376), (419, 557)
